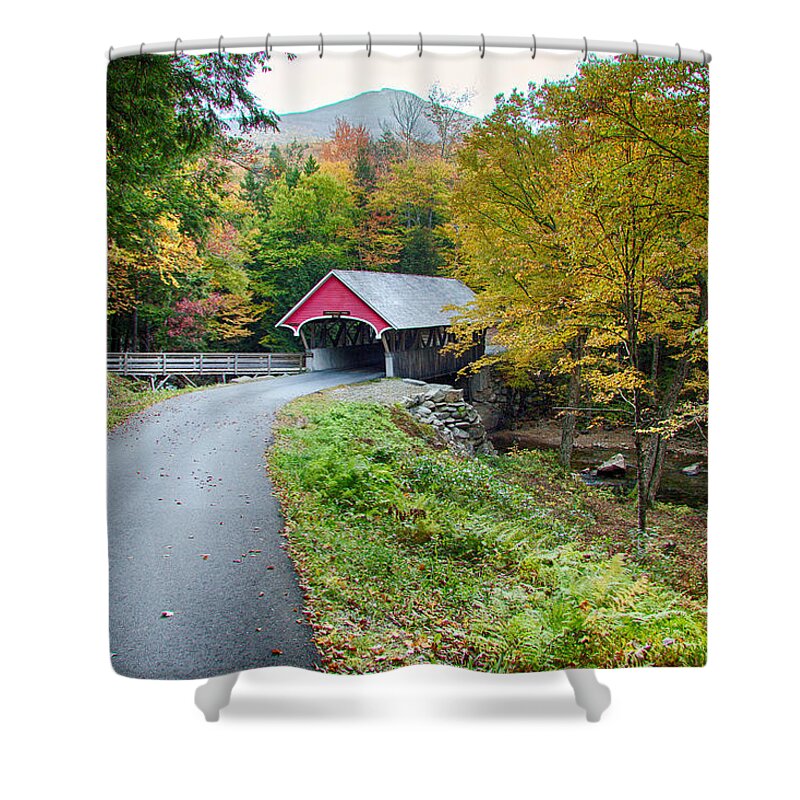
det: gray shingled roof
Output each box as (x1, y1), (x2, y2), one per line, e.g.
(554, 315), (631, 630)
(331, 270), (475, 330)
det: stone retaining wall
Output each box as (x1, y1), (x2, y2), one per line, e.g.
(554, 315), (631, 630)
(465, 366), (511, 431)
(401, 382), (495, 456)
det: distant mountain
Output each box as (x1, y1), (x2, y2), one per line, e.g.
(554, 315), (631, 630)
(249, 87), (477, 144)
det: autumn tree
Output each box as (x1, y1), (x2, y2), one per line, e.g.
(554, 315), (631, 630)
(542, 58), (709, 528)
(425, 83), (476, 160)
(321, 119), (372, 164)
(389, 91), (428, 158)
(450, 58), (709, 531)
(448, 91), (586, 466)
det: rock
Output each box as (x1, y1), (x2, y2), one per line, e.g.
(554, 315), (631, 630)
(596, 453), (627, 477)
(402, 378), (427, 386)
(681, 462), (702, 476)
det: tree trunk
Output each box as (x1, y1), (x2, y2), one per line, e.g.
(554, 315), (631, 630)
(634, 396), (648, 533)
(641, 274), (707, 507)
(130, 306), (139, 353)
(641, 355), (692, 507)
(559, 333), (585, 469)
(651, 335), (661, 384)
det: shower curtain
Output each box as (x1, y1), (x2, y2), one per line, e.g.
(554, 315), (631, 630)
(107, 45), (708, 680)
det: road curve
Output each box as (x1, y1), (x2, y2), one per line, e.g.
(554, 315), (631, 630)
(108, 368), (382, 679)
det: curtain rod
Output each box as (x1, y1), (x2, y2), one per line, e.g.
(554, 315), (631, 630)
(107, 34), (711, 64)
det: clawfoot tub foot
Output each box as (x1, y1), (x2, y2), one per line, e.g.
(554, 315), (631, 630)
(195, 672), (241, 722)
(565, 669), (611, 722)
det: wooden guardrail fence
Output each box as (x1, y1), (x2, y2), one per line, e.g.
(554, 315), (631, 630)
(107, 352), (305, 379)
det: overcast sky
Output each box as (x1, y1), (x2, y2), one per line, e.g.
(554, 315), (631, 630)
(248, 48), (582, 117)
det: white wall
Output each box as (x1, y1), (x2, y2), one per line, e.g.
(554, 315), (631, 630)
(307, 343), (385, 371)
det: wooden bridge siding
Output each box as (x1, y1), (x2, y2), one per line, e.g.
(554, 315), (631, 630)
(382, 327), (485, 381)
(389, 342), (484, 381)
(107, 352), (304, 376)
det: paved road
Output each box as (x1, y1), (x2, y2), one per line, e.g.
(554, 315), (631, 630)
(108, 368), (382, 679)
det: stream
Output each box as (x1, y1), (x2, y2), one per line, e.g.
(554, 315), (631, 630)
(490, 434), (707, 510)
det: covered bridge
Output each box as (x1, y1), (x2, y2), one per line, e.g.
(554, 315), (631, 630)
(276, 270), (483, 380)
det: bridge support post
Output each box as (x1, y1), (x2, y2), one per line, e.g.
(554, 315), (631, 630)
(381, 334), (395, 378)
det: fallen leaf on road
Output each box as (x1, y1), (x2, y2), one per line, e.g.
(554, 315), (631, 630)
(160, 611), (174, 618)
(200, 554), (210, 560)
(271, 649), (283, 656)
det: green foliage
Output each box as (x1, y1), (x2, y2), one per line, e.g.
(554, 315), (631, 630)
(107, 53), (275, 250)
(268, 396), (706, 673)
(107, 53), (276, 351)
(246, 171), (358, 348)
(367, 158), (456, 275)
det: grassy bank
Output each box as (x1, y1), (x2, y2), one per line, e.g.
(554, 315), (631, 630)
(107, 374), (198, 430)
(268, 395), (707, 674)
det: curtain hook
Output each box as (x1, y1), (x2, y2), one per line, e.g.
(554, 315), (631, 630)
(479, 33), (486, 59)
(318, 33), (324, 59)
(367, 32), (372, 57)
(530, 34), (537, 59)
(675, 42), (682, 62)
(418, 32), (423, 57)
(108, 45), (115, 61)
(218, 36), (225, 55)
(139, 42), (145, 57)
(700, 49), (707, 66)
(633, 38), (639, 59)
(174, 38), (182, 57)
(583, 36), (589, 60)
(265, 33), (272, 60)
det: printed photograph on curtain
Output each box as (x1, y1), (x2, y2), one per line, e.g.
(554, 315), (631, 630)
(107, 46), (708, 679)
